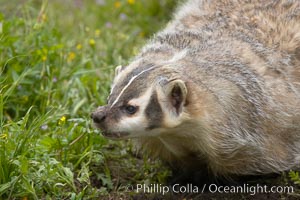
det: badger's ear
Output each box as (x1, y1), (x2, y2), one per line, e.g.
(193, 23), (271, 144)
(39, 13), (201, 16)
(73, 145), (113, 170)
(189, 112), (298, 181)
(114, 65), (123, 76)
(158, 78), (187, 115)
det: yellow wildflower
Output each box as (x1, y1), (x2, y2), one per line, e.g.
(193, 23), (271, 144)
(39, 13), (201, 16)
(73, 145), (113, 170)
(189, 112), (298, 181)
(114, 1), (121, 8)
(0, 133), (8, 140)
(76, 44), (82, 50)
(127, 0), (135, 4)
(58, 116), (66, 125)
(42, 55), (47, 61)
(67, 52), (76, 62)
(95, 29), (101, 37)
(89, 39), (96, 46)
(42, 14), (47, 22)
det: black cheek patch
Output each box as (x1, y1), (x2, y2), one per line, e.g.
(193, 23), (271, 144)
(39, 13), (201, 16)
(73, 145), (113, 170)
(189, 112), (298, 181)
(145, 91), (163, 130)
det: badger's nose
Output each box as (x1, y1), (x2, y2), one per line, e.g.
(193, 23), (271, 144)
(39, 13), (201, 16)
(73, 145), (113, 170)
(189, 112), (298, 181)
(91, 111), (106, 124)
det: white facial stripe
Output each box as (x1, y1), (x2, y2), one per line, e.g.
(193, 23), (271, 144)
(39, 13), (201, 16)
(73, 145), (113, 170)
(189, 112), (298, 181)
(109, 65), (126, 99)
(110, 66), (156, 108)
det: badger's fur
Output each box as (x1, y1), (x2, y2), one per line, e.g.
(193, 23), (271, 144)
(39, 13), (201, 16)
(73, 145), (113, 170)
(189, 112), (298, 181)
(92, 0), (300, 176)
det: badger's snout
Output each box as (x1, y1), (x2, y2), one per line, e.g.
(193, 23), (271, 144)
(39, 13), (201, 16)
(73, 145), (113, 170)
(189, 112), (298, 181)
(91, 106), (107, 128)
(91, 111), (105, 124)
(91, 105), (131, 139)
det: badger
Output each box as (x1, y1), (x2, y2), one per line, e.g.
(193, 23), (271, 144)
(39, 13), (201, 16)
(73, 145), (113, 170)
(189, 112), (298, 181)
(91, 0), (300, 177)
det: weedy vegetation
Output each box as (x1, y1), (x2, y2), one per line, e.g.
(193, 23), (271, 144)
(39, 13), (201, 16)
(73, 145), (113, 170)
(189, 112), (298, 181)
(0, 0), (173, 199)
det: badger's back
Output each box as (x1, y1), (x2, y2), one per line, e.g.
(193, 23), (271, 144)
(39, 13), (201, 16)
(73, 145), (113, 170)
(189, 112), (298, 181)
(135, 0), (300, 175)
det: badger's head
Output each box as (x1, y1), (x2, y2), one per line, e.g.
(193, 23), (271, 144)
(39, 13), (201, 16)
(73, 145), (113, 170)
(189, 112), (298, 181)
(91, 62), (189, 139)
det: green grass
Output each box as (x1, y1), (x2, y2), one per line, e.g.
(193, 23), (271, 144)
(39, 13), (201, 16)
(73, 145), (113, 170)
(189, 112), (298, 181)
(0, 0), (174, 199)
(1, 1), (299, 199)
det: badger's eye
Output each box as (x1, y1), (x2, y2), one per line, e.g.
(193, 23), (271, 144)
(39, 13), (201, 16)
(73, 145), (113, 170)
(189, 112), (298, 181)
(124, 105), (138, 115)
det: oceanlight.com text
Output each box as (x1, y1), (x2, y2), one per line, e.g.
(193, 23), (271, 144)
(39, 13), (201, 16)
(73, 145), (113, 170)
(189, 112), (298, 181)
(131, 183), (294, 195)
